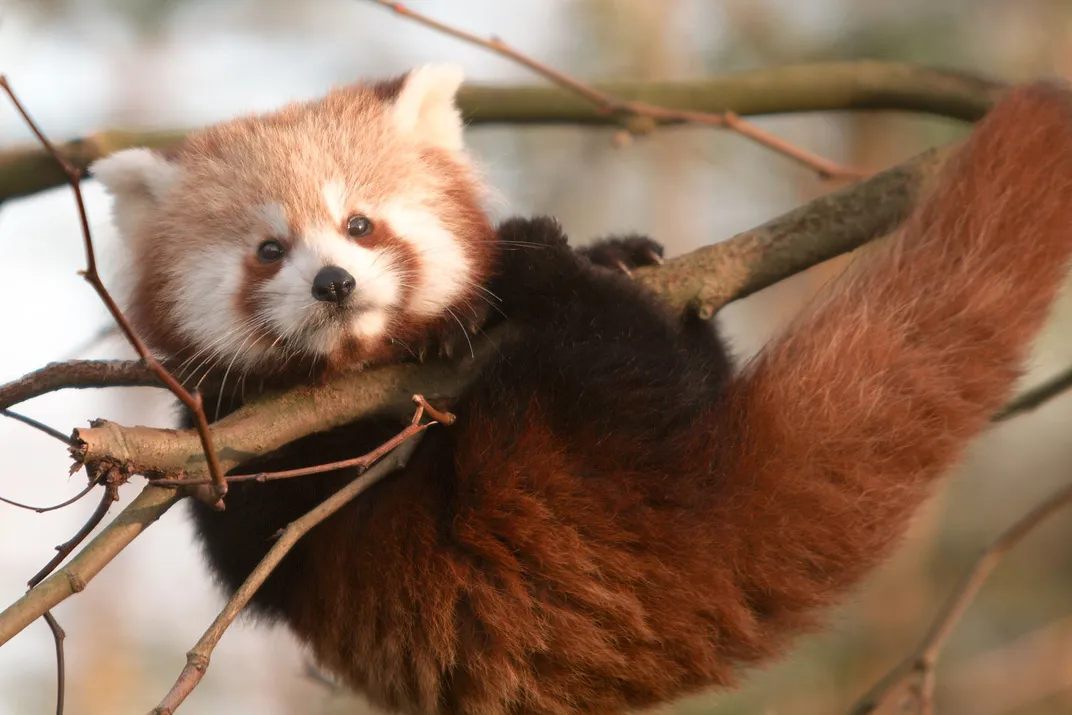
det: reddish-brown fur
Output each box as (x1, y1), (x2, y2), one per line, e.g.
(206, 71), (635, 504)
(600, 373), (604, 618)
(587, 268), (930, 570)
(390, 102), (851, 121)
(181, 81), (1072, 715)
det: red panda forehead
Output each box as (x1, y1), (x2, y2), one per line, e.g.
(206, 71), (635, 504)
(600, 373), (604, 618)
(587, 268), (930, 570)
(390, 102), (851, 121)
(167, 147), (473, 247)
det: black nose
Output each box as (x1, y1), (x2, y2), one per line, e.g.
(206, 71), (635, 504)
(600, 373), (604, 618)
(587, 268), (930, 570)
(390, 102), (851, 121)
(312, 266), (356, 304)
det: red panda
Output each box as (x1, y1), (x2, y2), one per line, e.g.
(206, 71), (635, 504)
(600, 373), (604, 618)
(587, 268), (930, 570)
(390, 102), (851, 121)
(90, 66), (1072, 715)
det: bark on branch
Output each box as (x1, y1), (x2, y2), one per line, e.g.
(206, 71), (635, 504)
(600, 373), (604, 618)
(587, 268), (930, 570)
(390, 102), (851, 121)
(0, 61), (998, 203)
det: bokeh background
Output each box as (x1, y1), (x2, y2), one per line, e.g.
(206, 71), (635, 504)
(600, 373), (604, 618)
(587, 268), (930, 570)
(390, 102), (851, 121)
(2, 1), (1072, 714)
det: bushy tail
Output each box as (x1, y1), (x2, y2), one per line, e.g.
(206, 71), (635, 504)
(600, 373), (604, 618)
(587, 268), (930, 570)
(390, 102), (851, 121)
(708, 81), (1072, 664)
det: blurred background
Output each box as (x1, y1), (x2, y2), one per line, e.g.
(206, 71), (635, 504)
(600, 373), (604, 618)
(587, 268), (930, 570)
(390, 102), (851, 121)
(2, 1), (1072, 714)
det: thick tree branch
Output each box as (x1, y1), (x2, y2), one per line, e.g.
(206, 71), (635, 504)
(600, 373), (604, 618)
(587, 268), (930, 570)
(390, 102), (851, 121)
(633, 145), (951, 316)
(0, 62), (1000, 203)
(71, 338), (495, 480)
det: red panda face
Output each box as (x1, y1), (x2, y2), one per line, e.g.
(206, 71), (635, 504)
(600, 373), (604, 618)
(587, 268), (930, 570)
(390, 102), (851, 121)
(91, 65), (496, 381)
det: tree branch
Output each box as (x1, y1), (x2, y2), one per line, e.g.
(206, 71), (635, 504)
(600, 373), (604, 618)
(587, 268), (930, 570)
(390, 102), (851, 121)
(42, 611), (65, 715)
(991, 363), (1072, 422)
(152, 403), (437, 715)
(0, 62), (1000, 203)
(633, 145), (951, 316)
(0, 75), (229, 506)
(365, 0), (876, 179)
(0, 360), (160, 411)
(846, 480), (1072, 715)
(0, 484), (180, 647)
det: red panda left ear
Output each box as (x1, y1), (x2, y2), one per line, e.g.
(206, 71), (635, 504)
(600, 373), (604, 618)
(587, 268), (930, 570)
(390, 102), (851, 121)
(390, 63), (466, 152)
(91, 148), (180, 243)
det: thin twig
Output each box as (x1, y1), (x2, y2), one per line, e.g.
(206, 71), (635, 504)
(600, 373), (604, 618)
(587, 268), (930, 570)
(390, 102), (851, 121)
(846, 480), (1072, 715)
(0, 76), (228, 507)
(364, 0), (868, 180)
(146, 395), (456, 487)
(1, 409), (73, 445)
(992, 363), (1072, 422)
(0, 474), (102, 514)
(26, 478), (120, 715)
(0, 485), (181, 647)
(42, 611), (65, 715)
(28, 477), (121, 590)
(151, 397), (446, 714)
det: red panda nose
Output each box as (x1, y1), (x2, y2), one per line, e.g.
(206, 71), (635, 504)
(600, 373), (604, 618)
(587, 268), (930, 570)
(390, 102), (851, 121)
(312, 266), (356, 304)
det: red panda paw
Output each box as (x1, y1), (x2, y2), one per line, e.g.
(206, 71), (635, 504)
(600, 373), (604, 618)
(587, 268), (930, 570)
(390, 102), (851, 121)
(577, 235), (665, 274)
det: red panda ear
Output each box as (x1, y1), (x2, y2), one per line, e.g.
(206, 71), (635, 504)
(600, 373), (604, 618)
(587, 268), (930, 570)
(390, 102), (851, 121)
(390, 63), (466, 152)
(91, 148), (180, 242)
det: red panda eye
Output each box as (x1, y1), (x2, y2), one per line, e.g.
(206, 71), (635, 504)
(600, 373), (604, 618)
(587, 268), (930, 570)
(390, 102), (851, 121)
(257, 239), (286, 263)
(346, 214), (373, 238)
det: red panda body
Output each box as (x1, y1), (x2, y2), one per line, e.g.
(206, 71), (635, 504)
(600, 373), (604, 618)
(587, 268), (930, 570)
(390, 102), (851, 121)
(91, 70), (1072, 715)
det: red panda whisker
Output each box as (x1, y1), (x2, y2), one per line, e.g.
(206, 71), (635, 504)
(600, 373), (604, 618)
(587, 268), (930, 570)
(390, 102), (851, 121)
(214, 330), (268, 419)
(443, 306), (476, 359)
(193, 322), (265, 391)
(175, 320), (262, 383)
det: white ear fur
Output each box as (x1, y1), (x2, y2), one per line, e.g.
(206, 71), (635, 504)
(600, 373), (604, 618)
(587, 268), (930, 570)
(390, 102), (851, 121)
(90, 148), (180, 241)
(391, 64), (466, 152)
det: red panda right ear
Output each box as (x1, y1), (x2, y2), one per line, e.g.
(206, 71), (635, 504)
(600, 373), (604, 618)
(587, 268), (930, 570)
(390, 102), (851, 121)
(389, 63), (466, 153)
(91, 147), (180, 242)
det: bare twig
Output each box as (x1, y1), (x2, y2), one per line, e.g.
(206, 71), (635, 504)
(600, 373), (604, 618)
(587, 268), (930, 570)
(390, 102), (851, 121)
(147, 395), (451, 486)
(302, 662), (340, 692)
(992, 363), (1072, 422)
(42, 611), (65, 715)
(24, 477), (120, 715)
(0, 76), (228, 507)
(365, 0), (868, 180)
(0, 484), (181, 647)
(27, 477), (121, 590)
(151, 397), (446, 714)
(1, 409), (73, 445)
(846, 481), (1072, 715)
(0, 474), (102, 514)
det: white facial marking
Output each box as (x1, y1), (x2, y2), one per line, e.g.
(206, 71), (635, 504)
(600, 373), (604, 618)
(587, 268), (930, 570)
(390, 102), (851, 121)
(261, 229), (401, 356)
(380, 200), (469, 316)
(253, 203), (289, 238)
(352, 310), (389, 339)
(321, 180), (347, 226)
(170, 244), (261, 368)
